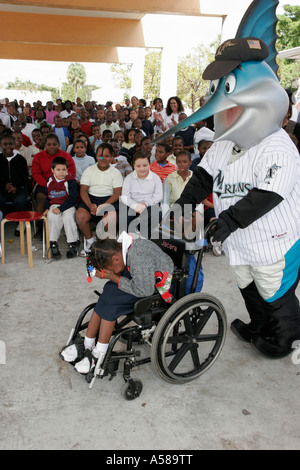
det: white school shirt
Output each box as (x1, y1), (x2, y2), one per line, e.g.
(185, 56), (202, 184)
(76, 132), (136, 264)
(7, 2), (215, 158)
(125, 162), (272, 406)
(200, 129), (300, 266)
(80, 163), (123, 197)
(120, 170), (163, 210)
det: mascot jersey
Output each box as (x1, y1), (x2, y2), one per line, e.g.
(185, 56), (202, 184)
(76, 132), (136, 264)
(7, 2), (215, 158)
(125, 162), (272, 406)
(200, 128), (300, 266)
(157, 32), (300, 358)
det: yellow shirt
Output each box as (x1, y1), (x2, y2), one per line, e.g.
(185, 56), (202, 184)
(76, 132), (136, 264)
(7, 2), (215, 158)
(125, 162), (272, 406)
(165, 170), (193, 205)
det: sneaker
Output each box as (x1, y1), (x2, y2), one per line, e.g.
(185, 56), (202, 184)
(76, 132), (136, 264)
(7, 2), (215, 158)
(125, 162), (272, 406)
(79, 237), (94, 257)
(66, 240), (80, 258)
(80, 248), (87, 257)
(50, 241), (61, 260)
(60, 343), (79, 362)
(74, 348), (99, 374)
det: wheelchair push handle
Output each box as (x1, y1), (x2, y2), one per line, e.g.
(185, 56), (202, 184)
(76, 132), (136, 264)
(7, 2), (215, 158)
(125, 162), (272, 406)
(190, 218), (219, 295)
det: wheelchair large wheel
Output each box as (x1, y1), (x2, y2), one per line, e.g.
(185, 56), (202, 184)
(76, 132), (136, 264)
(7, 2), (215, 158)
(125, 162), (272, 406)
(151, 293), (227, 384)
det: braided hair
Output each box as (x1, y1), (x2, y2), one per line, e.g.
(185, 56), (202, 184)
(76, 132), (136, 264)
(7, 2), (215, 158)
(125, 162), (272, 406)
(89, 238), (122, 270)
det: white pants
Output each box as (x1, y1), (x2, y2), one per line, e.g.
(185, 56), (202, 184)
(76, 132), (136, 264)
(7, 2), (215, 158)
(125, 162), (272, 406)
(47, 205), (78, 243)
(231, 258), (285, 301)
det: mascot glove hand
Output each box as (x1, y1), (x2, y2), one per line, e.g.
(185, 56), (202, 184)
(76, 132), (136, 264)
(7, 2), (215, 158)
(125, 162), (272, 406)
(211, 217), (231, 244)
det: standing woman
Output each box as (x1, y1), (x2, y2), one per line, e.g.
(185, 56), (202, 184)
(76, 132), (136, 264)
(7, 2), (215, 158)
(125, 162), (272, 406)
(163, 96), (184, 131)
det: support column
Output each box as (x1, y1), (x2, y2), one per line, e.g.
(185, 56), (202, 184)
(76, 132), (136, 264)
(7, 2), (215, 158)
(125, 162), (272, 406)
(160, 45), (178, 104)
(130, 48), (146, 99)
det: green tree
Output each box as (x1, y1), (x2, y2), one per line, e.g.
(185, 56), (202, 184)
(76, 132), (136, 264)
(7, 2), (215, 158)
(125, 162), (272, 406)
(6, 78), (59, 100)
(143, 48), (162, 101)
(177, 43), (216, 112)
(276, 5), (300, 91)
(61, 82), (99, 103)
(66, 62), (87, 100)
(110, 63), (132, 100)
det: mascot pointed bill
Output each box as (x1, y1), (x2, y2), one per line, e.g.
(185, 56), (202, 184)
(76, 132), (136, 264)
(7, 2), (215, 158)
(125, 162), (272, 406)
(167, 0), (300, 360)
(153, 0), (288, 150)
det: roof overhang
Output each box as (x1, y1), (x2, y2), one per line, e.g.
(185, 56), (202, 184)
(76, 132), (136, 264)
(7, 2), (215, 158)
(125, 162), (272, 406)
(278, 47), (300, 60)
(0, 1), (226, 62)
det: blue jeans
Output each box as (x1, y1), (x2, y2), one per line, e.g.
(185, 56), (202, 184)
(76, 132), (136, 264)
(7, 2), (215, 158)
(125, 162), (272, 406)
(0, 188), (28, 215)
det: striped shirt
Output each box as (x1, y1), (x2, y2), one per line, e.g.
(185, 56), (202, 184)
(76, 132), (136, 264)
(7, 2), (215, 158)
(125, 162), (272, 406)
(150, 161), (176, 183)
(200, 129), (300, 266)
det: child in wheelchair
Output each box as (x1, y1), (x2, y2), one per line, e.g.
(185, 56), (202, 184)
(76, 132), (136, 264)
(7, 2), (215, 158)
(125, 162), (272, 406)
(60, 231), (174, 374)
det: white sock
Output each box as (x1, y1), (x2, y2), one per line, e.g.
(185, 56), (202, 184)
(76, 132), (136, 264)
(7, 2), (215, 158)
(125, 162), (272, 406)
(93, 342), (109, 359)
(85, 237), (95, 250)
(84, 336), (95, 350)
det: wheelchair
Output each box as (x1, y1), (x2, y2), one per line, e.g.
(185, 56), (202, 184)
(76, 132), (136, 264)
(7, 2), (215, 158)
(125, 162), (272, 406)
(61, 219), (227, 400)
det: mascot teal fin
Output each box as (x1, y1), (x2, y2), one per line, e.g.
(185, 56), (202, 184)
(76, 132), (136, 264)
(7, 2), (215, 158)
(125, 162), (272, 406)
(152, 0), (281, 146)
(235, 0), (279, 76)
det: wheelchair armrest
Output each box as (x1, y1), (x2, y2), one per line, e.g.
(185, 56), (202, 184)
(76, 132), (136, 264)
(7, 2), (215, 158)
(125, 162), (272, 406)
(133, 294), (168, 326)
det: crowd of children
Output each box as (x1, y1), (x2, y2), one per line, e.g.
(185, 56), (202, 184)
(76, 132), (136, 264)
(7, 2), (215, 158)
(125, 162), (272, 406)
(0, 95), (218, 260)
(1, 93), (298, 261)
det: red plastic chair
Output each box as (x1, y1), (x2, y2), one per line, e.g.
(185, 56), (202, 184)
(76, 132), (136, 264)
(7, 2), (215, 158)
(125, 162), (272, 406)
(1, 211), (50, 268)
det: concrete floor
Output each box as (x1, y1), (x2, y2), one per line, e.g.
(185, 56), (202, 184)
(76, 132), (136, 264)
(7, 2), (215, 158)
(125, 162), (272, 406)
(1, 223), (300, 451)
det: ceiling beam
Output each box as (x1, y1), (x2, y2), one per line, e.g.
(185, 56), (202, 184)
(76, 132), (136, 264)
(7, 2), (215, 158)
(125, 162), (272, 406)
(0, 42), (119, 62)
(0, 11), (145, 48)
(0, 0), (203, 16)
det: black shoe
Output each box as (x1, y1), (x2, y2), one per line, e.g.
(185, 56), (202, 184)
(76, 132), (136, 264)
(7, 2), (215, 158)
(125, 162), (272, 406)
(230, 319), (260, 343)
(251, 335), (293, 358)
(14, 229), (20, 237)
(66, 240), (80, 258)
(50, 241), (61, 260)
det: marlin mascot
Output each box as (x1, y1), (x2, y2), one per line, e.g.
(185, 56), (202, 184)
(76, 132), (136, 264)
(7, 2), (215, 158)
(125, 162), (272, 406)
(154, 0), (300, 358)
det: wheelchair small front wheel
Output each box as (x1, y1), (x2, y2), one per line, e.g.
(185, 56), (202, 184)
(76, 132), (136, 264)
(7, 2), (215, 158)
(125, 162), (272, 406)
(121, 379), (143, 400)
(151, 293), (227, 384)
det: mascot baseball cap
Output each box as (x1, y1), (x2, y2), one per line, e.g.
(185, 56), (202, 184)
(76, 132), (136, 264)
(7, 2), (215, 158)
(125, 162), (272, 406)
(203, 37), (269, 80)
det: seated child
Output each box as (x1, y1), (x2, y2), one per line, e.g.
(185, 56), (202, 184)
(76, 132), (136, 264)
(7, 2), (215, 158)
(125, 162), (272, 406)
(120, 150), (163, 237)
(109, 138), (133, 179)
(101, 129), (112, 144)
(174, 113), (196, 154)
(43, 156), (79, 259)
(27, 128), (44, 173)
(53, 114), (71, 152)
(72, 138), (95, 184)
(60, 232), (174, 374)
(164, 150), (193, 206)
(0, 133), (29, 219)
(114, 130), (125, 149)
(132, 118), (146, 137)
(150, 143), (176, 183)
(76, 143), (123, 255)
(125, 130), (144, 164)
(190, 140), (213, 170)
(122, 128), (136, 150)
(167, 136), (185, 166)
(89, 123), (102, 152)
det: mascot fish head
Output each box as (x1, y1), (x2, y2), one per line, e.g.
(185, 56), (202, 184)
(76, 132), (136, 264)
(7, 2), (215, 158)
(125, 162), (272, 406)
(154, 37), (289, 151)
